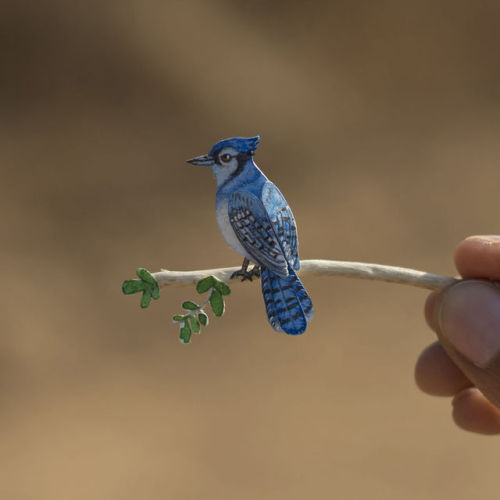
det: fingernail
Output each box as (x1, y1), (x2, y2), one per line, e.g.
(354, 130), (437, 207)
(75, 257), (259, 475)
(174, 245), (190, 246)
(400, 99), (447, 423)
(437, 280), (500, 368)
(466, 235), (500, 243)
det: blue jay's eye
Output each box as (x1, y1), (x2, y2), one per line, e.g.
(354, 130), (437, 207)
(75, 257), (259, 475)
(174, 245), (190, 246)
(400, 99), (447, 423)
(220, 154), (232, 163)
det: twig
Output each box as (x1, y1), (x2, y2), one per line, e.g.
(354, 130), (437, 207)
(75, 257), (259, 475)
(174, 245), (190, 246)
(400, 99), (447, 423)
(154, 260), (459, 292)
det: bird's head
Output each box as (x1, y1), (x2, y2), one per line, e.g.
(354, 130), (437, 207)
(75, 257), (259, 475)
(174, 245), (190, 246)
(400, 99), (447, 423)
(187, 136), (260, 186)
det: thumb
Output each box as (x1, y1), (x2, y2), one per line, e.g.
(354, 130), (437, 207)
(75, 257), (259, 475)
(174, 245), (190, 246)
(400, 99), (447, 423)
(435, 280), (500, 408)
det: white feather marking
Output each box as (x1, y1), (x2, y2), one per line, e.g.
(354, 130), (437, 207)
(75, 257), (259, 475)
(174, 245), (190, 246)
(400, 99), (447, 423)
(216, 199), (253, 260)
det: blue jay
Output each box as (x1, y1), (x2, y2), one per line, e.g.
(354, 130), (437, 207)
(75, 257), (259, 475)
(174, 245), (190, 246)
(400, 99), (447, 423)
(187, 136), (313, 334)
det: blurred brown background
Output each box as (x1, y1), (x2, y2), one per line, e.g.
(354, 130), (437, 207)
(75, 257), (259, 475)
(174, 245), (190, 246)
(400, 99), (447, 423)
(1, 1), (499, 498)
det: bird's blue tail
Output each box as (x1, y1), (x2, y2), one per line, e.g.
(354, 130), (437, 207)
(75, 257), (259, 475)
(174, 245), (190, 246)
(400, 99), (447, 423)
(261, 267), (313, 335)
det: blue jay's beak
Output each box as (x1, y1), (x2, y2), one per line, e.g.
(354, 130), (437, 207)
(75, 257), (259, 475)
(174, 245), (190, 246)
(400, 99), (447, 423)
(186, 154), (214, 166)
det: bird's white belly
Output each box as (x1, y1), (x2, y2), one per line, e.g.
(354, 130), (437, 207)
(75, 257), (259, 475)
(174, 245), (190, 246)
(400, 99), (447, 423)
(216, 201), (253, 260)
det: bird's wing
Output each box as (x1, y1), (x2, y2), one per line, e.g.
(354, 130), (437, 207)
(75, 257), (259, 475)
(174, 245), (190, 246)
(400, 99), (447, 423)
(228, 190), (289, 276)
(261, 182), (299, 270)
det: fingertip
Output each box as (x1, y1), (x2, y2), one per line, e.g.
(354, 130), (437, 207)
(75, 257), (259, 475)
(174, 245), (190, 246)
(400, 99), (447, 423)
(452, 388), (500, 435)
(454, 236), (500, 280)
(415, 342), (471, 396)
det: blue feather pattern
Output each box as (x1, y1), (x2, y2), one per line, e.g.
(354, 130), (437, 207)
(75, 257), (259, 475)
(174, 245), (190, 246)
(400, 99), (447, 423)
(262, 183), (299, 270)
(229, 190), (288, 275)
(228, 185), (313, 335)
(261, 267), (313, 334)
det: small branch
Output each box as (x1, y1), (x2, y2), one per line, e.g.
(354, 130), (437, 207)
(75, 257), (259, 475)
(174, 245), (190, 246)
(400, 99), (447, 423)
(154, 259), (459, 292)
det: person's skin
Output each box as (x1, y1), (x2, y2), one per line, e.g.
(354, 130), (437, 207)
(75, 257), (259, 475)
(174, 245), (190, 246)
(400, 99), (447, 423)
(415, 235), (500, 434)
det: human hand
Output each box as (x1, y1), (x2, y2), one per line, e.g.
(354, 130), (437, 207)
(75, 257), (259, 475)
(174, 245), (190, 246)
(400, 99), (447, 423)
(415, 235), (500, 434)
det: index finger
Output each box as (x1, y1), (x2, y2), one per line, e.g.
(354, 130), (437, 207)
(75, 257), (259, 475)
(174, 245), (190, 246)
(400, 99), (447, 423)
(454, 236), (500, 281)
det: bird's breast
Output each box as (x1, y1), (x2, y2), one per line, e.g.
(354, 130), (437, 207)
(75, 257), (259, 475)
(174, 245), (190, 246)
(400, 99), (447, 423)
(215, 197), (253, 260)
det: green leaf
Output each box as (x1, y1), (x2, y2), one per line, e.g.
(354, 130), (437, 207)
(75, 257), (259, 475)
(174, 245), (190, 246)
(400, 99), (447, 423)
(182, 300), (199, 311)
(198, 312), (208, 326)
(209, 289), (224, 317)
(151, 281), (160, 300)
(213, 279), (231, 296)
(136, 268), (156, 285)
(122, 279), (145, 295)
(196, 276), (216, 294)
(188, 315), (201, 334)
(173, 315), (185, 322)
(179, 324), (191, 344)
(140, 291), (152, 308)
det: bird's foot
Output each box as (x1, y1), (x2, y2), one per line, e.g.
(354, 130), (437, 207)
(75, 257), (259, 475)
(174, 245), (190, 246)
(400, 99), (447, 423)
(230, 265), (261, 282)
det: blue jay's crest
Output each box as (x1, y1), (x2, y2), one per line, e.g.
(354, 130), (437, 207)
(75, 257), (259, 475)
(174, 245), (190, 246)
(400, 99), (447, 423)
(209, 136), (260, 157)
